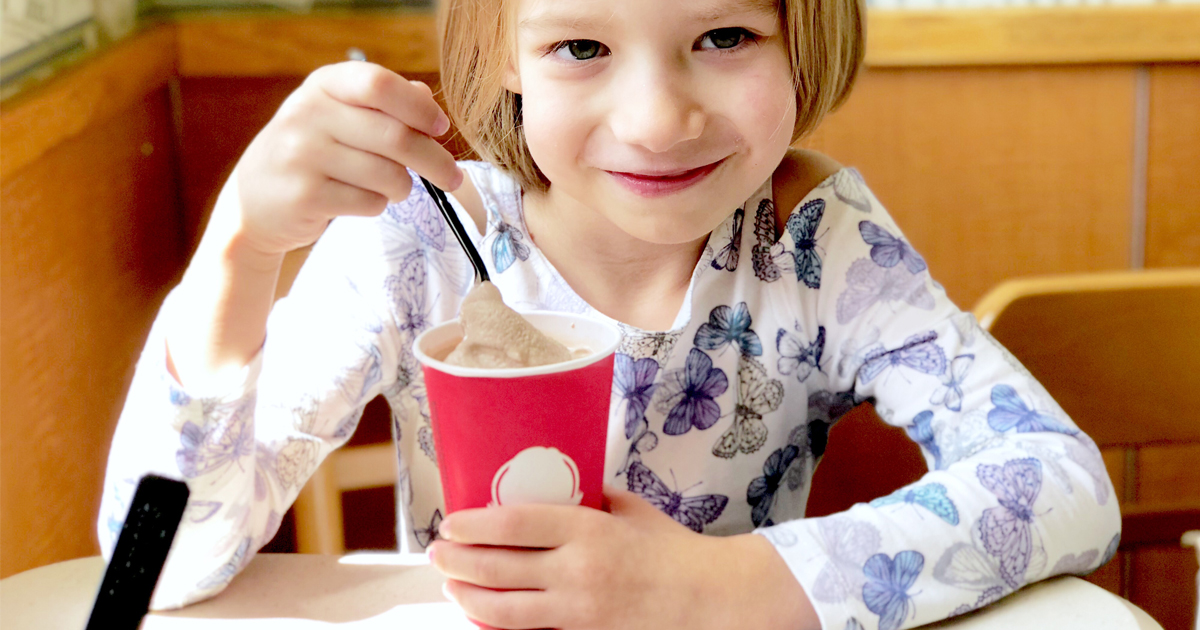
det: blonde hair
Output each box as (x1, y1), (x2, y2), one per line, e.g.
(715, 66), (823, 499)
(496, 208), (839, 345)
(439, 0), (864, 194)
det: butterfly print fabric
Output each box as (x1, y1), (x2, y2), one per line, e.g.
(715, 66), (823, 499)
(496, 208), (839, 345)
(627, 461), (729, 533)
(101, 160), (1119, 627)
(711, 205), (743, 272)
(863, 550), (924, 630)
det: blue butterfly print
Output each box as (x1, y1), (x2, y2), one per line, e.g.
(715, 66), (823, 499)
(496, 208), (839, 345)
(977, 458), (1042, 589)
(169, 386), (191, 407)
(176, 405), (254, 479)
(386, 178), (446, 250)
(858, 221), (927, 274)
(863, 550), (924, 630)
(415, 509), (443, 548)
(627, 461), (729, 533)
(870, 483), (960, 525)
(905, 410), (944, 470)
(747, 444), (800, 527)
(492, 220), (531, 273)
(711, 206), (743, 272)
(859, 331), (947, 384)
(199, 537), (251, 590)
(931, 354), (973, 412)
(987, 385), (1077, 435)
(776, 325), (825, 382)
(695, 302), (763, 356)
(656, 348), (729, 435)
(787, 199), (826, 289)
(386, 250), (432, 339)
(614, 353), (660, 439)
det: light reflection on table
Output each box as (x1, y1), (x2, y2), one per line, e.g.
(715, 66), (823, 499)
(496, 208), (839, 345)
(0, 553), (1163, 629)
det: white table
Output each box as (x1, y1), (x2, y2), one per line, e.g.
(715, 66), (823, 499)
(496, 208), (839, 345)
(0, 553), (1163, 629)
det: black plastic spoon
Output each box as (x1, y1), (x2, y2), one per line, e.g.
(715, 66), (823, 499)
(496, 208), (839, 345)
(421, 176), (490, 284)
(346, 50), (490, 285)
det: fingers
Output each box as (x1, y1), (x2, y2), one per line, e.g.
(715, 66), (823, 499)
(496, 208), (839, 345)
(314, 62), (450, 139)
(443, 579), (559, 630)
(318, 103), (462, 191)
(430, 542), (551, 590)
(320, 140), (413, 204)
(440, 505), (593, 549)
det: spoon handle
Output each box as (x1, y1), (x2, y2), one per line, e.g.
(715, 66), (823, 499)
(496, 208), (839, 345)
(420, 176), (490, 284)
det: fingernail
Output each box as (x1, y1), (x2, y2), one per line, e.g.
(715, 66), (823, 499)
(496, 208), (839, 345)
(442, 581), (456, 603)
(434, 113), (451, 136)
(426, 543), (437, 563)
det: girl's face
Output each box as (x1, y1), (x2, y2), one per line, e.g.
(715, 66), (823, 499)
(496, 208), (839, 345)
(507, 0), (797, 245)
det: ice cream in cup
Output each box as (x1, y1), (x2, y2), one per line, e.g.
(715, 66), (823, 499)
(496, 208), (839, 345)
(412, 283), (621, 514)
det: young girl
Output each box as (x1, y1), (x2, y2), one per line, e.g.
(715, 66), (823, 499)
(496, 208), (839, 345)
(99, 0), (1121, 627)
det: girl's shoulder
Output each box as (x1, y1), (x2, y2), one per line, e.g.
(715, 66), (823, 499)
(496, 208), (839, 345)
(769, 148), (845, 235)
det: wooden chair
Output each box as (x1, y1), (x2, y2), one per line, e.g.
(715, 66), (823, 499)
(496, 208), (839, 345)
(292, 440), (397, 554)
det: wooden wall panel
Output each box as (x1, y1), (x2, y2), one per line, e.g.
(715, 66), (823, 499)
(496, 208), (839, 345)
(805, 66), (1136, 308)
(1145, 63), (1200, 268)
(1137, 444), (1200, 504)
(1130, 546), (1200, 630)
(177, 76), (305, 250)
(0, 88), (186, 578)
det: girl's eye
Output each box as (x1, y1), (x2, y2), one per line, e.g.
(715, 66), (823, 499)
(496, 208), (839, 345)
(552, 40), (608, 61)
(698, 27), (754, 51)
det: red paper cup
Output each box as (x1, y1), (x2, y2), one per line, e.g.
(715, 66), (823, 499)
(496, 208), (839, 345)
(413, 312), (621, 515)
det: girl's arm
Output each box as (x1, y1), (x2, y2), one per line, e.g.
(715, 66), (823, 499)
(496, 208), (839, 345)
(756, 178), (1121, 630)
(98, 61), (461, 609)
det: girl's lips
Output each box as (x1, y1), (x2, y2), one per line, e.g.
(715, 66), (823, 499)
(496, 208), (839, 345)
(606, 159), (724, 197)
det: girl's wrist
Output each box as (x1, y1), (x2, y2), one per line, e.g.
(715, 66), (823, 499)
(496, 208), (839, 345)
(729, 533), (820, 630)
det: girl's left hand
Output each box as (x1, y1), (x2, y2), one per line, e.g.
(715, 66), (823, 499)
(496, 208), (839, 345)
(428, 485), (819, 630)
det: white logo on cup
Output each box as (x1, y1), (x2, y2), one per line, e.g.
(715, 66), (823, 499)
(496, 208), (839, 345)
(489, 446), (583, 507)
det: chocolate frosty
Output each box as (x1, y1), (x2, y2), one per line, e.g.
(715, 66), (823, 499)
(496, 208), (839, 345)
(443, 282), (573, 368)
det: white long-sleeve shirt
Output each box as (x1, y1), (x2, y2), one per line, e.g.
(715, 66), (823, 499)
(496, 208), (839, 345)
(100, 161), (1120, 630)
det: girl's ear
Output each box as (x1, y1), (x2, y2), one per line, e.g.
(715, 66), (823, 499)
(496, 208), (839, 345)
(502, 60), (522, 94)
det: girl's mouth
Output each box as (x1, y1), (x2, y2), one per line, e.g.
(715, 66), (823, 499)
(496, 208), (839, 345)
(606, 159), (724, 198)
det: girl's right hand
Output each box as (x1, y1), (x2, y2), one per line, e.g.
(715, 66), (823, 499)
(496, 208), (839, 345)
(229, 61), (462, 256)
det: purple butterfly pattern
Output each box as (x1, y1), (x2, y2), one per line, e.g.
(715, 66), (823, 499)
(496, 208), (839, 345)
(655, 348), (729, 436)
(863, 550), (924, 630)
(859, 331), (948, 384)
(859, 221), (928, 274)
(931, 354), (974, 412)
(176, 400), (254, 480)
(386, 177), (446, 251)
(976, 458), (1043, 589)
(837, 258), (935, 324)
(627, 461), (728, 533)
(614, 353), (660, 439)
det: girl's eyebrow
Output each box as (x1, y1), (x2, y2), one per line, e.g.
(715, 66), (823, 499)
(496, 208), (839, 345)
(518, 0), (776, 33)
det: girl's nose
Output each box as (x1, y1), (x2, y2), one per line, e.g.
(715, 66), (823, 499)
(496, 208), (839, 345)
(610, 70), (706, 154)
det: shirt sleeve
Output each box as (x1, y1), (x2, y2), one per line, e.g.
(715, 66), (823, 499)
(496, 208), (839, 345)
(97, 212), (408, 610)
(753, 186), (1122, 630)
